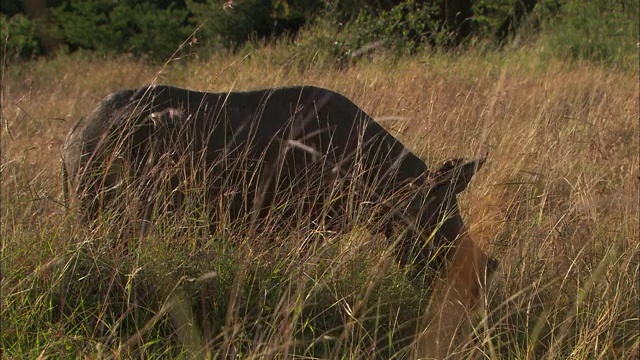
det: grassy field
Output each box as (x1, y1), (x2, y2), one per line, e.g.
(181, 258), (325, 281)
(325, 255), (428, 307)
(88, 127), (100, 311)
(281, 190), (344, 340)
(1, 45), (638, 359)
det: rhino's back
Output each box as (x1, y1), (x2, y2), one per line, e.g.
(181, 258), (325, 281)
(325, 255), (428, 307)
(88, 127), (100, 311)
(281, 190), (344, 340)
(129, 84), (358, 134)
(128, 84), (428, 184)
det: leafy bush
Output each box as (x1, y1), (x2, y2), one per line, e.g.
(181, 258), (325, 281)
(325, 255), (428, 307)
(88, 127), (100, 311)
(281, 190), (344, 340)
(0, 13), (41, 61)
(52, 0), (192, 62)
(187, 0), (322, 51)
(349, 0), (442, 52)
(188, 0), (275, 50)
(538, 0), (639, 68)
(291, 0), (494, 69)
(291, 0), (443, 67)
(472, 0), (514, 38)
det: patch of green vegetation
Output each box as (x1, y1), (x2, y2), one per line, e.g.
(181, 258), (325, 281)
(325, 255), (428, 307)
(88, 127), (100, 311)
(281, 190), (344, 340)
(536, 0), (639, 70)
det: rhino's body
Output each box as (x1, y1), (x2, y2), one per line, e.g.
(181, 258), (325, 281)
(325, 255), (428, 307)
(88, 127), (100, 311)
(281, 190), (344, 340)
(63, 84), (497, 357)
(63, 84), (491, 271)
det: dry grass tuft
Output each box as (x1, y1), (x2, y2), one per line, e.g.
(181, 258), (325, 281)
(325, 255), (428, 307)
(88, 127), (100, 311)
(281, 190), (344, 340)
(2, 47), (638, 358)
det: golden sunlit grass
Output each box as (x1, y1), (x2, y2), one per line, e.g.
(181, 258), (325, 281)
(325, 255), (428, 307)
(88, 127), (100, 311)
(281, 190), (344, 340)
(1, 45), (638, 359)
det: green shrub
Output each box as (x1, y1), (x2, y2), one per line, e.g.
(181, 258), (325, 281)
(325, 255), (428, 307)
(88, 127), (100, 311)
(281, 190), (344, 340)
(539, 0), (639, 68)
(188, 0), (275, 50)
(52, 0), (192, 62)
(472, 0), (514, 38)
(187, 0), (322, 51)
(293, 0), (442, 66)
(0, 13), (41, 61)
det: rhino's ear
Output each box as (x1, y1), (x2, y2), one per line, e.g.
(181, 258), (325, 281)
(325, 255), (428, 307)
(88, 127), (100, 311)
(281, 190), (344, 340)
(432, 155), (486, 194)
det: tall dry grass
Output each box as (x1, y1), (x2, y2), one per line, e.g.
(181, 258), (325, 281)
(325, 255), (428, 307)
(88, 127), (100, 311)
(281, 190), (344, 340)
(1, 47), (638, 358)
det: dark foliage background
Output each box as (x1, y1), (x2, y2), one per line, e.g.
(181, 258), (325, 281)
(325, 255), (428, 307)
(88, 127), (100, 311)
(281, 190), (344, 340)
(1, 0), (637, 67)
